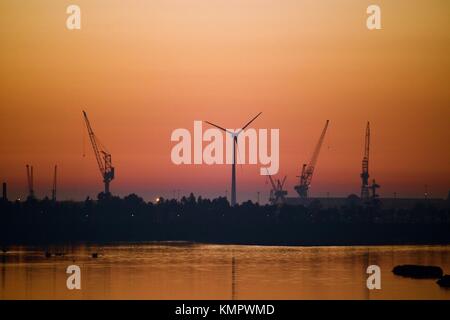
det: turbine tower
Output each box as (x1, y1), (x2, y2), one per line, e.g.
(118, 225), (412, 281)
(26, 164), (35, 200)
(51, 165), (57, 201)
(205, 112), (262, 206)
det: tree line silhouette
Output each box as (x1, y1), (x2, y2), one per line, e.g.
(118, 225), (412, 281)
(1, 193), (449, 246)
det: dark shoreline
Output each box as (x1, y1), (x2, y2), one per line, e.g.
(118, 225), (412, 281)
(3, 240), (450, 250)
(1, 194), (449, 247)
(2, 223), (450, 247)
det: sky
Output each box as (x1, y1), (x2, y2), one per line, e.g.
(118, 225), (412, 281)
(0, 0), (449, 202)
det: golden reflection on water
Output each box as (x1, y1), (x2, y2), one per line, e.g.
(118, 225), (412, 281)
(0, 244), (449, 300)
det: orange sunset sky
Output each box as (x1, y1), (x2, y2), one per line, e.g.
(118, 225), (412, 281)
(0, 0), (449, 202)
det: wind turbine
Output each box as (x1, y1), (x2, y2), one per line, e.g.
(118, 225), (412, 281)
(205, 112), (262, 206)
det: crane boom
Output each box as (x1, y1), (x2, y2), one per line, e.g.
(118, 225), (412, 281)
(360, 122), (370, 200)
(267, 174), (277, 191)
(82, 111), (114, 195)
(309, 120), (329, 171)
(364, 122), (370, 160)
(280, 176), (287, 188)
(294, 120), (329, 198)
(83, 111), (105, 176)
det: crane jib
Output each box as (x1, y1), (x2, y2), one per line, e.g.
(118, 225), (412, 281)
(82, 111), (115, 195)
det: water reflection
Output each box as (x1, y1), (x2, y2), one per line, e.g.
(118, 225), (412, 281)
(0, 244), (449, 299)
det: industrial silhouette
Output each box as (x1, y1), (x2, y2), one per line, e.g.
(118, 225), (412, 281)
(268, 174), (287, 206)
(294, 120), (329, 199)
(83, 111), (115, 196)
(0, 113), (449, 247)
(361, 122), (371, 201)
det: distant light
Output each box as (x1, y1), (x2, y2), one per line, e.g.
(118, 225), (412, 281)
(156, 197), (160, 203)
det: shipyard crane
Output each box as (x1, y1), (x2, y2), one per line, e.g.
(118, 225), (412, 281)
(370, 179), (380, 200)
(294, 120), (329, 199)
(82, 111), (115, 195)
(26, 164), (35, 200)
(360, 122), (370, 201)
(268, 174), (288, 205)
(51, 165), (57, 201)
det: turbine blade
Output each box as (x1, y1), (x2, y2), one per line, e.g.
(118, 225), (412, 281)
(204, 121), (230, 133)
(241, 112), (262, 130)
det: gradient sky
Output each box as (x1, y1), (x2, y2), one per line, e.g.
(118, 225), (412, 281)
(0, 0), (449, 202)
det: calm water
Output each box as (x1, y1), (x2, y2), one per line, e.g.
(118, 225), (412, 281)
(1, 243), (449, 299)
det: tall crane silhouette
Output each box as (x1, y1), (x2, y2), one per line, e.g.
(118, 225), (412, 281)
(82, 111), (115, 196)
(360, 122), (370, 201)
(294, 120), (329, 199)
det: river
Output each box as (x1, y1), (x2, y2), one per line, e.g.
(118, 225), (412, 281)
(1, 243), (449, 299)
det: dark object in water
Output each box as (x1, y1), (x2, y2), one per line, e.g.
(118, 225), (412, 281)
(393, 265), (443, 279)
(437, 275), (450, 288)
(45, 251), (52, 258)
(54, 252), (65, 257)
(1, 247), (7, 253)
(92, 253), (98, 258)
